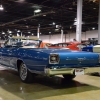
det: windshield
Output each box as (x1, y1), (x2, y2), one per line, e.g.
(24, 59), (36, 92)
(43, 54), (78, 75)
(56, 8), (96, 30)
(4, 38), (40, 48)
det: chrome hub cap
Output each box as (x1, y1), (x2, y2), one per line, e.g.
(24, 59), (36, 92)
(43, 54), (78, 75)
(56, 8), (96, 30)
(20, 64), (27, 80)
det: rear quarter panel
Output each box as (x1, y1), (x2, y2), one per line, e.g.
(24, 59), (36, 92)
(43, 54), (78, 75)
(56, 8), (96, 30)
(16, 48), (49, 71)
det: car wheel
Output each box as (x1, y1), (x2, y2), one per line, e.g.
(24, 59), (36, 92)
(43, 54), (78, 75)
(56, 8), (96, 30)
(63, 74), (76, 80)
(19, 63), (34, 83)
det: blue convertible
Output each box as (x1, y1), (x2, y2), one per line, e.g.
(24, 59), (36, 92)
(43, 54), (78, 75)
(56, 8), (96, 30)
(0, 36), (100, 83)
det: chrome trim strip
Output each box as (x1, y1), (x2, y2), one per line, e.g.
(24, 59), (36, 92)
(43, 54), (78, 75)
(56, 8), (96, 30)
(29, 69), (45, 75)
(44, 67), (100, 75)
(0, 64), (17, 71)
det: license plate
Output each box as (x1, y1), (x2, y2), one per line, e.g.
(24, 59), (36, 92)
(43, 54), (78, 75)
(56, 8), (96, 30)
(75, 69), (84, 75)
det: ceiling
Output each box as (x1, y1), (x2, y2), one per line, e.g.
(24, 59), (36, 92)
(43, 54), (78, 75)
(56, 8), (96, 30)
(0, 0), (99, 39)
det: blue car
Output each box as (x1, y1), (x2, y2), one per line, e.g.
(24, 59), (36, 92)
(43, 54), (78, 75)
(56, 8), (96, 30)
(82, 45), (94, 52)
(0, 36), (100, 83)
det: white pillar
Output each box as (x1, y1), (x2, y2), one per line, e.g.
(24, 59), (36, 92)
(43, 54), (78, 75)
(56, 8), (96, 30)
(76, 0), (83, 42)
(37, 24), (40, 38)
(98, 1), (100, 44)
(21, 32), (22, 37)
(61, 28), (63, 42)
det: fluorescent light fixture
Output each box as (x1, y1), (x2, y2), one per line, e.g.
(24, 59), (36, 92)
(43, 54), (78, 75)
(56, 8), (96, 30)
(34, 9), (41, 13)
(0, 5), (4, 10)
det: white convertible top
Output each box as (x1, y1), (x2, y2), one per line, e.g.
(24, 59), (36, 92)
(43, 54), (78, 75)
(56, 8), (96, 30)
(12, 36), (39, 40)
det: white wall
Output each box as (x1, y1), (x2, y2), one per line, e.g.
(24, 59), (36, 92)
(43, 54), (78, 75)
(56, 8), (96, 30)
(40, 30), (98, 43)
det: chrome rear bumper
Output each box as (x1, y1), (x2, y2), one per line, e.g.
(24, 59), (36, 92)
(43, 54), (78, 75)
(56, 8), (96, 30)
(44, 67), (100, 75)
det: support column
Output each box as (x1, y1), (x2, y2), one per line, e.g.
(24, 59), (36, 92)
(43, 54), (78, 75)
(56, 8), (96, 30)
(37, 24), (40, 38)
(76, 0), (83, 42)
(61, 28), (63, 42)
(98, 1), (100, 44)
(21, 32), (22, 37)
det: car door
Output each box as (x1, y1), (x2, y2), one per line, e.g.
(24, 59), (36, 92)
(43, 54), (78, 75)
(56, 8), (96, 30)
(1, 46), (11, 67)
(8, 47), (18, 69)
(1, 38), (18, 67)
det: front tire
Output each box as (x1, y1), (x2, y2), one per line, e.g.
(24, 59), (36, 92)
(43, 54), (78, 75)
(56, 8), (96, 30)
(63, 74), (76, 80)
(19, 63), (34, 83)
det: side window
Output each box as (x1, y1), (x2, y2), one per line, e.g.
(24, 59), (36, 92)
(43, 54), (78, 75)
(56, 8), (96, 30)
(4, 38), (22, 47)
(62, 43), (68, 47)
(59, 44), (62, 47)
(67, 43), (71, 46)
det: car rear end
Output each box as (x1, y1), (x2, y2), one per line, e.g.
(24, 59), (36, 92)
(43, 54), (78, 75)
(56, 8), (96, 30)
(44, 51), (100, 76)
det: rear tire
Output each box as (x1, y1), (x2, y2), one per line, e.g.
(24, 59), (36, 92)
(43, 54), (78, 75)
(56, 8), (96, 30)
(19, 63), (34, 83)
(63, 74), (76, 80)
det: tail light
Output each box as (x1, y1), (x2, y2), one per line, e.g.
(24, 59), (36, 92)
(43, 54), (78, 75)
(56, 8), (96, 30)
(49, 54), (60, 64)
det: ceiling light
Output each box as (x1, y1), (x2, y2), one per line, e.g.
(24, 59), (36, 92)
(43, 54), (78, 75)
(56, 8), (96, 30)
(70, 26), (72, 29)
(93, 0), (96, 2)
(74, 18), (77, 21)
(55, 29), (59, 31)
(18, 0), (25, 2)
(28, 32), (31, 33)
(43, 15), (46, 16)
(26, 26), (29, 28)
(17, 30), (20, 32)
(34, 9), (41, 13)
(0, 5), (4, 11)
(92, 27), (95, 30)
(93, 8), (96, 9)
(52, 22), (55, 25)
(8, 30), (12, 33)
(2, 32), (5, 34)
(69, 8), (73, 10)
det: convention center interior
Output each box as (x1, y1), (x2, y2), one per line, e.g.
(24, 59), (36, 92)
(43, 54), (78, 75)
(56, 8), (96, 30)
(0, 0), (100, 100)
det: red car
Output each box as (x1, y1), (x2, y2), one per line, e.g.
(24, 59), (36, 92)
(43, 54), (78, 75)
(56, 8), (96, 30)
(48, 42), (86, 51)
